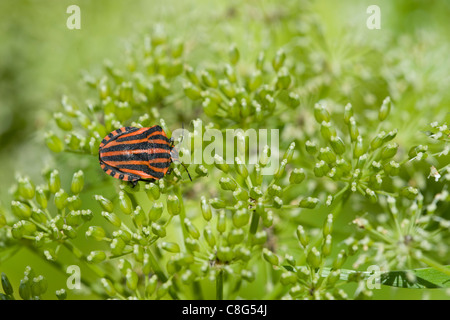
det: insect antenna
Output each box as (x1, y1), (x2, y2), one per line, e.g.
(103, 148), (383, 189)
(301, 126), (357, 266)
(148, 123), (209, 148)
(180, 162), (192, 181)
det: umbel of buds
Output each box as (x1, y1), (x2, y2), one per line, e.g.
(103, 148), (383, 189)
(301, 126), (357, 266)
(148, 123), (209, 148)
(2, 30), (449, 302)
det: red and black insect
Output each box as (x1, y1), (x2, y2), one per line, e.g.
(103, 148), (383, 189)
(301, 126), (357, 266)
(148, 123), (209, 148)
(98, 125), (191, 185)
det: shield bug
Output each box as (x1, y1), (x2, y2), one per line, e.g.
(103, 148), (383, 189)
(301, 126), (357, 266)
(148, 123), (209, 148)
(98, 125), (191, 185)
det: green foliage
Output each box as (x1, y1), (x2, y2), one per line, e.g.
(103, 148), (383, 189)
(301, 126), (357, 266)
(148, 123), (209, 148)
(1, 0), (450, 300)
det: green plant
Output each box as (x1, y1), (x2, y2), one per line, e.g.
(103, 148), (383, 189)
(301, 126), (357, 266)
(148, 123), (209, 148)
(1, 1), (450, 301)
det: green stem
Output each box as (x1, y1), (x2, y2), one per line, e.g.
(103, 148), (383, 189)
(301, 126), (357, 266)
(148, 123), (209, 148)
(25, 244), (107, 299)
(146, 249), (168, 282)
(281, 184), (293, 194)
(418, 254), (450, 277)
(245, 175), (253, 190)
(63, 241), (108, 279)
(135, 288), (143, 300)
(294, 185), (353, 266)
(174, 186), (189, 242)
(146, 248), (179, 300)
(43, 208), (53, 221)
(331, 185), (351, 219)
(364, 226), (395, 245)
(437, 162), (450, 173)
(192, 281), (204, 300)
(119, 221), (134, 235)
(263, 282), (288, 299)
(278, 204), (298, 209)
(332, 183), (350, 200)
(30, 218), (50, 233)
(0, 244), (21, 264)
(375, 190), (398, 197)
(229, 279), (242, 299)
(249, 211), (260, 235)
(216, 269), (224, 300)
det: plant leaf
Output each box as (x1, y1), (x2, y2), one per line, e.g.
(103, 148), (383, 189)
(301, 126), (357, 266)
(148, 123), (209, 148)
(380, 266), (450, 289)
(320, 266), (450, 289)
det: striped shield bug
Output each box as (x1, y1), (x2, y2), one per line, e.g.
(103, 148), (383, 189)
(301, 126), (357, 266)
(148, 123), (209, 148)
(98, 125), (191, 186)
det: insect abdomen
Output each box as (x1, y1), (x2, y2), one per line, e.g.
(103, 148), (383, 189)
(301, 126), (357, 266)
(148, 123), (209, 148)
(99, 126), (172, 181)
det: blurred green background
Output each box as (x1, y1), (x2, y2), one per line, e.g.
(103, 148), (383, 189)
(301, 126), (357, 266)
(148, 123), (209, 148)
(1, 0), (449, 299)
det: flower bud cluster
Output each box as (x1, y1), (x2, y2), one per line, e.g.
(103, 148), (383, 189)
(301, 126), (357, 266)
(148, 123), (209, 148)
(1, 267), (49, 300)
(3, 27), (450, 301)
(351, 191), (449, 274)
(304, 100), (404, 205)
(184, 48), (298, 127)
(46, 33), (186, 156)
(260, 213), (369, 300)
(7, 170), (90, 256)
